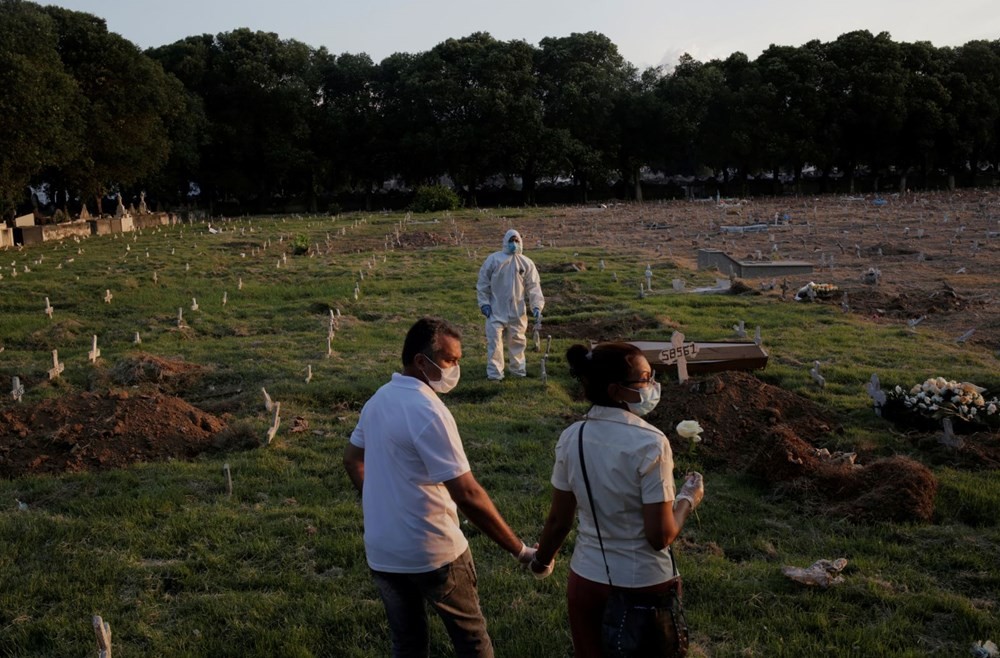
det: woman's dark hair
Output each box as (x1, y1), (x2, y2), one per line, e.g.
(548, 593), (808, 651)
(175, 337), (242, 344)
(566, 342), (644, 406)
(402, 317), (461, 366)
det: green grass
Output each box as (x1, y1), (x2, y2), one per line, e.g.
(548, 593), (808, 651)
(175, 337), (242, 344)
(1, 209), (998, 657)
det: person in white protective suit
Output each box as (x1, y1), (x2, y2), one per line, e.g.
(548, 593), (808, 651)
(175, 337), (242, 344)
(477, 229), (545, 380)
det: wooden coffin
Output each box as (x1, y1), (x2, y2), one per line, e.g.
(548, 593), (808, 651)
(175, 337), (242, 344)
(623, 340), (769, 376)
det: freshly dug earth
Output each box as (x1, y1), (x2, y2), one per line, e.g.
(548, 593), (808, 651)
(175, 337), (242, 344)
(645, 371), (938, 523)
(0, 391), (247, 478)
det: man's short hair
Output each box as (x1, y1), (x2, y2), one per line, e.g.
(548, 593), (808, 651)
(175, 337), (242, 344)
(402, 317), (462, 366)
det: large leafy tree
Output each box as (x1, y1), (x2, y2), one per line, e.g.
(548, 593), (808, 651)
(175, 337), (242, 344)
(698, 53), (767, 193)
(382, 33), (542, 206)
(823, 31), (907, 192)
(0, 0), (81, 217)
(614, 67), (664, 200)
(316, 52), (383, 209)
(939, 41), (1000, 186)
(651, 54), (724, 178)
(895, 41), (950, 191)
(754, 42), (829, 192)
(151, 29), (322, 212)
(43, 5), (185, 214)
(536, 32), (635, 202)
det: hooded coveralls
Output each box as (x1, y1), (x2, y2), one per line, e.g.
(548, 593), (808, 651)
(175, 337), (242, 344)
(476, 229), (545, 380)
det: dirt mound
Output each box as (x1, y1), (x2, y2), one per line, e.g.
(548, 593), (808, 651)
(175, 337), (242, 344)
(0, 391), (251, 478)
(110, 353), (208, 392)
(836, 285), (988, 321)
(553, 313), (666, 343)
(537, 262), (588, 273)
(646, 371), (937, 523)
(398, 231), (442, 248)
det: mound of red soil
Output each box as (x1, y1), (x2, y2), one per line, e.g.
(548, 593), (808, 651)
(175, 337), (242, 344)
(646, 371), (938, 523)
(110, 353), (208, 392)
(0, 391), (244, 478)
(398, 231), (442, 248)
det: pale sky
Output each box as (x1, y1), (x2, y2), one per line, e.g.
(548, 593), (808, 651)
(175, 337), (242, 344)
(43, 0), (1000, 70)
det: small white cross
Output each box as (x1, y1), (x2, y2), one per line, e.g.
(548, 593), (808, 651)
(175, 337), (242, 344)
(48, 350), (65, 380)
(88, 335), (101, 363)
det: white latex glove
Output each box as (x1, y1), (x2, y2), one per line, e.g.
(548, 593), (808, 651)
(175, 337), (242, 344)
(516, 542), (536, 566)
(675, 472), (704, 510)
(530, 556), (555, 580)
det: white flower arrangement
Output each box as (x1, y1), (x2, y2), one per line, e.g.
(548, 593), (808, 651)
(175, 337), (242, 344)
(886, 376), (1000, 428)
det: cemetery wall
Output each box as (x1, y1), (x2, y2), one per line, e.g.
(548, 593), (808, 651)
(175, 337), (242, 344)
(14, 226), (44, 245)
(39, 220), (92, 242)
(698, 249), (740, 275)
(88, 219), (112, 235)
(697, 248), (813, 279)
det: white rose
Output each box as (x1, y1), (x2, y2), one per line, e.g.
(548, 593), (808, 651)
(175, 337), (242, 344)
(675, 420), (704, 440)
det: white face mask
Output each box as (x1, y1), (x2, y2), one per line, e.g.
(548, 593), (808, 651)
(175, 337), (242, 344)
(423, 356), (460, 394)
(624, 380), (660, 416)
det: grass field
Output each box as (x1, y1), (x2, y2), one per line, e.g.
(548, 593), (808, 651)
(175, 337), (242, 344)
(0, 206), (998, 657)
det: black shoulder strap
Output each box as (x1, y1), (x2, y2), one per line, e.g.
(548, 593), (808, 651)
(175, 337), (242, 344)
(577, 421), (614, 587)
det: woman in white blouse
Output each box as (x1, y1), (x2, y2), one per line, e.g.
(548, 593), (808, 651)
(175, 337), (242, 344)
(530, 342), (704, 658)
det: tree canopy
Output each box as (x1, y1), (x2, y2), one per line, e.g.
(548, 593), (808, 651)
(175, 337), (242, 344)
(3, 0), (1000, 217)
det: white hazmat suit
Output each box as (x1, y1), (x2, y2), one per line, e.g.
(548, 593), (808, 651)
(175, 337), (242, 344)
(476, 229), (545, 380)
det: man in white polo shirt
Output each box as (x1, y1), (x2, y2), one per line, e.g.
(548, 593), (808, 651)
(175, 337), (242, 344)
(343, 317), (535, 657)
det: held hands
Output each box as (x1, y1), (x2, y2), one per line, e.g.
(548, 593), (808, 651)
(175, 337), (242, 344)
(481, 304), (492, 318)
(529, 555), (555, 580)
(518, 542), (554, 579)
(674, 472), (704, 510)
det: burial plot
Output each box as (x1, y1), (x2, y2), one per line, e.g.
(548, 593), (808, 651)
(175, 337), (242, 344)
(697, 248), (813, 279)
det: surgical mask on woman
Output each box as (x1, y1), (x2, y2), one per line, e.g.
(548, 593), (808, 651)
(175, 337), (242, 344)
(506, 241), (522, 255)
(624, 380), (660, 416)
(423, 357), (460, 394)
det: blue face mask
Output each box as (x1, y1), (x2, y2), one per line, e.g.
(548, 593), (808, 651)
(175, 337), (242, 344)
(506, 242), (522, 255)
(624, 381), (661, 417)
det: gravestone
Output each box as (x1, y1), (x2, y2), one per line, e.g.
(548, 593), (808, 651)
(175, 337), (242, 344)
(11, 376), (24, 402)
(48, 350), (64, 380)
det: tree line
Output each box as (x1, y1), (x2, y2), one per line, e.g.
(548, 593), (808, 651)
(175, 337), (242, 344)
(2, 0), (999, 218)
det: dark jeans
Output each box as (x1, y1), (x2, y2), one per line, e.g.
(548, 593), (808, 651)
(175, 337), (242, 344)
(371, 548), (493, 658)
(567, 569), (681, 658)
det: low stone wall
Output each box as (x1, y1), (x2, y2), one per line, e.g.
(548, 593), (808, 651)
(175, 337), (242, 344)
(89, 219), (112, 235)
(134, 213), (173, 229)
(697, 248), (813, 279)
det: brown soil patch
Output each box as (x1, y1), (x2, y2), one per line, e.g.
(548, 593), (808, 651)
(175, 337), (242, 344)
(0, 391), (251, 479)
(646, 371), (937, 522)
(553, 313), (666, 343)
(398, 231), (443, 248)
(110, 353), (208, 393)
